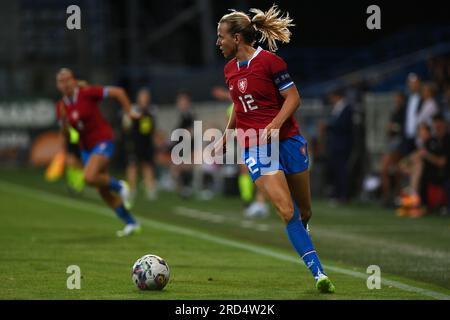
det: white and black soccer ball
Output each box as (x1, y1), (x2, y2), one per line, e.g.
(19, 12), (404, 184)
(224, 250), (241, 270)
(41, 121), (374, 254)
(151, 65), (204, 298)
(131, 254), (170, 290)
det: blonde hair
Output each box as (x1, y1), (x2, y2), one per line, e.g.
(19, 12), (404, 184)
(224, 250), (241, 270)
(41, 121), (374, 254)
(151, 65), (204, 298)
(77, 80), (88, 87)
(219, 4), (294, 52)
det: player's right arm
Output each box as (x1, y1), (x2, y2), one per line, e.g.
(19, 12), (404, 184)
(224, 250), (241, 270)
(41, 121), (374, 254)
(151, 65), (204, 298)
(55, 101), (71, 151)
(214, 103), (236, 156)
(55, 101), (69, 133)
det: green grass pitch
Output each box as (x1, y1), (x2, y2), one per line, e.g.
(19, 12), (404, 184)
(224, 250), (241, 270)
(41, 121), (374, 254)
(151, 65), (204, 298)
(0, 168), (449, 299)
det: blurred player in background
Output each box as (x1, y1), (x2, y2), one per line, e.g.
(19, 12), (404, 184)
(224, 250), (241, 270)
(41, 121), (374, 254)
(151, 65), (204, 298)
(123, 88), (157, 202)
(171, 91), (196, 198)
(55, 68), (140, 237)
(214, 5), (335, 292)
(62, 80), (89, 194)
(212, 86), (269, 217)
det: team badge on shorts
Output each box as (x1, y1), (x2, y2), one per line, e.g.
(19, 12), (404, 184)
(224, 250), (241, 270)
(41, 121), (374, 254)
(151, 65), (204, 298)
(238, 78), (248, 93)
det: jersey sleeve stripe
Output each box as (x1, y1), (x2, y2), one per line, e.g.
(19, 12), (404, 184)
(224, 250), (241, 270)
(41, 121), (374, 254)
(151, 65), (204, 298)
(279, 81), (295, 91)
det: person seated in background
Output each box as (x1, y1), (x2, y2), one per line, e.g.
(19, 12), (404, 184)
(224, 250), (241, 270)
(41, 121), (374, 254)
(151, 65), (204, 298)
(398, 115), (449, 217)
(398, 122), (432, 217)
(380, 92), (406, 206)
(418, 114), (450, 214)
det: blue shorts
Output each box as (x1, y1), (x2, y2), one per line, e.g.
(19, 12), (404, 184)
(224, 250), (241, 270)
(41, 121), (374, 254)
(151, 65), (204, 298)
(81, 141), (115, 166)
(241, 135), (309, 182)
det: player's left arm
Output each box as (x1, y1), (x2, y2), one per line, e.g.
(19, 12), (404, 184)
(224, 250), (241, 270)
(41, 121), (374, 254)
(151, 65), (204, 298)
(106, 86), (140, 119)
(262, 55), (301, 141)
(263, 86), (300, 140)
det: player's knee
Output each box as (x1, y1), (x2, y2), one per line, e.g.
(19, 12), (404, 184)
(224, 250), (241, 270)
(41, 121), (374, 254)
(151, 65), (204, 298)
(276, 202), (294, 224)
(83, 172), (97, 186)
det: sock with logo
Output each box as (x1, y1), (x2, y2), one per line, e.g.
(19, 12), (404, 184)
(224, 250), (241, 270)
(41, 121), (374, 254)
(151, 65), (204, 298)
(285, 202), (325, 280)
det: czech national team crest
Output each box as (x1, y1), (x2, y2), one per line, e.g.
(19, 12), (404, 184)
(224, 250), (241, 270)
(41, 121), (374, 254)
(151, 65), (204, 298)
(237, 78), (247, 93)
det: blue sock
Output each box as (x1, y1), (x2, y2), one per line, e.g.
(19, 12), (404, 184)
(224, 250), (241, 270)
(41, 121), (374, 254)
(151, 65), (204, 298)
(285, 202), (325, 280)
(114, 205), (137, 225)
(109, 177), (122, 193)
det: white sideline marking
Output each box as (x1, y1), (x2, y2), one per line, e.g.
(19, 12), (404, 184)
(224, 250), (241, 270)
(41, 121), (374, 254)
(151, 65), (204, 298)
(0, 180), (448, 300)
(176, 206), (449, 261)
(175, 206), (270, 232)
(174, 206), (226, 223)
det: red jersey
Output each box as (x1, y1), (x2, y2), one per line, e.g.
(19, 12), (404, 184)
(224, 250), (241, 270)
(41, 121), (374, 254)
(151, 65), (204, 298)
(224, 47), (300, 147)
(56, 86), (113, 150)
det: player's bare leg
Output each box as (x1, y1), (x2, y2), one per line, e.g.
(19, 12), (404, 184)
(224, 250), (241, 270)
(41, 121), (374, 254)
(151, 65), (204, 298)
(84, 154), (132, 209)
(286, 170), (312, 229)
(83, 154), (111, 187)
(97, 185), (122, 208)
(84, 154), (139, 236)
(254, 170), (293, 224)
(255, 170), (335, 293)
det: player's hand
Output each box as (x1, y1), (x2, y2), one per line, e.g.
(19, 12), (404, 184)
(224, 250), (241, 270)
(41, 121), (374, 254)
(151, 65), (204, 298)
(211, 86), (230, 101)
(129, 110), (142, 120)
(261, 119), (282, 143)
(213, 136), (227, 157)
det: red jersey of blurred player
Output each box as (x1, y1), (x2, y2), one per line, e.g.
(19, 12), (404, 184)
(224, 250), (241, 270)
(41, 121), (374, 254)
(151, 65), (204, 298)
(224, 46), (299, 147)
(56, 86), (113, 150)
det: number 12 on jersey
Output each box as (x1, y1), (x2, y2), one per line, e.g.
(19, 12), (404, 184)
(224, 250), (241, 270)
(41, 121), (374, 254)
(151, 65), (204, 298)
(238, 94), (258, 113)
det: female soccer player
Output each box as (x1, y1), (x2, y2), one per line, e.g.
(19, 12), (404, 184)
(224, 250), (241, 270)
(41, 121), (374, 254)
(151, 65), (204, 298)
(56, 68), (140, 237)
(215, 5), (335, 293)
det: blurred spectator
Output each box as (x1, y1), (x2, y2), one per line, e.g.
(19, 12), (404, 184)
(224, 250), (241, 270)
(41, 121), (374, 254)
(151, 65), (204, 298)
(401, 73), (422, 157)
(416, 81), (439, 129)
(175, 91), (195, 132)
(398, 114), (450, 216)
(397, 122), (432, 217)
(346, 80), (368, 200)
(419, 114), (450, 212)
(442, 85), (450, 123)
(321, 88), (353, 203)
(380, 92), (406, 206)
(171, 91), (196, 198)
(123, 88), (157, 202)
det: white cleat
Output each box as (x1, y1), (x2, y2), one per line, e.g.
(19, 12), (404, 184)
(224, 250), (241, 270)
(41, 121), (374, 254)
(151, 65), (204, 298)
(244, 202), (269, 218)
(119, 180), (132, 210)
(116, 223), (141, 237)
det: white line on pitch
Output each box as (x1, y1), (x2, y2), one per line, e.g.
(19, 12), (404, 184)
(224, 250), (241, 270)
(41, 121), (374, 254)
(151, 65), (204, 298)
(0, 180), (448, 300)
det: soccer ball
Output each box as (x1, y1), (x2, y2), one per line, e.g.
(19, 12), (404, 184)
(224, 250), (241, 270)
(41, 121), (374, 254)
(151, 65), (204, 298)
(131, 254), (170, 290)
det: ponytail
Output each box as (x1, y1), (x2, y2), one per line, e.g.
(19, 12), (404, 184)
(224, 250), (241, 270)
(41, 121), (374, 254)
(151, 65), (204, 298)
(250, 5), (294, 52)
